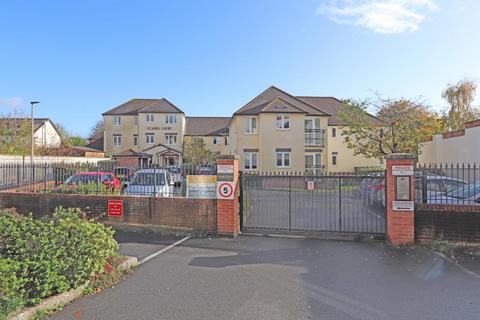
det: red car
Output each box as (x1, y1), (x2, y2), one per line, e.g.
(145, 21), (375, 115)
(63, 172), (121, 190)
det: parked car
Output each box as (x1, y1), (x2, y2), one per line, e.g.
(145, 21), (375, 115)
(123, 169), (173, 197)
(415, 175), (466, 203)
(357, 173), (385, 206)
(61, 172), (121, 191)
(196, 164), (216, 175)
(428, 182), (480, 205)
(167, 166), (183, 185)
(114, 167), (136, 182)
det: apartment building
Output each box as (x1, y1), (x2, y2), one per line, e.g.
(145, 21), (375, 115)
(103, 98), (186, 166)
(102, 86), (383, 172)
(296, 96), (383, 172)
(184, 117), (230, 155)
(228, 86), (383, 173)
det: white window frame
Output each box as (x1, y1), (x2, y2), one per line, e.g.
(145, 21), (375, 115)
(165, 134), (177, 145)
(244, 152), (258, 170)
(213, 137), (220, 145)
(305, 118), (320, 130)
(276, 152), (290, 168)
(113, 134), (122, 147)
(166, 114), (177, 124)
(113, 116), (121, 126)
(276, 115), (290, 130)
(133, 134), (138, 146)
(145, 133), (155, 144)
(146, 114), (154, 122)
(245, 117), (257, 134)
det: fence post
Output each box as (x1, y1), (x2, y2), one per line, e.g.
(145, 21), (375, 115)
(385, 153), (416, 246)
(43, 163), (47, 192)
(338, 176), (342, 232)
(96, 165), (99, 195)
(288, 176), (292, 231)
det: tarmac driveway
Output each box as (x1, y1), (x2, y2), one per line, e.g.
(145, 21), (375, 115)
(51, 234), (480, 320)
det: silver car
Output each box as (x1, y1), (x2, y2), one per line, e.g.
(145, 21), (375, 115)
(123, 169), (173, 197)
(430, 183), (480, 205)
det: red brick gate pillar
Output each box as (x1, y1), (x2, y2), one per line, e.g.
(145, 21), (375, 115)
(385, 153), (417, 246)
(216, 156), (239, 237)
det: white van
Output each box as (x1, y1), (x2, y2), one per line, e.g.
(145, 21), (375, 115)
(123, 169), (173, 197)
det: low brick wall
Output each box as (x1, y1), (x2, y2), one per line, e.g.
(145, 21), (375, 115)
(415, 204), (480, 243)
(0, 192), (217, 233)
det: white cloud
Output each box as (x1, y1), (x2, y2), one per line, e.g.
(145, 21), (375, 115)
(317, 0), (437, 34)
(0, 97), (23, 108)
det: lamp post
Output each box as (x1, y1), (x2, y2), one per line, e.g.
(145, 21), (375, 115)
(30, 101), (40, 167)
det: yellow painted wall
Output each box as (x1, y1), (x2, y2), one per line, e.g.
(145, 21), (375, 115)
(325, 126), (384, 172)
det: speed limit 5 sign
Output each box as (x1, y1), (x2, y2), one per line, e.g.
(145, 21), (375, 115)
(216, 182), (235, 199)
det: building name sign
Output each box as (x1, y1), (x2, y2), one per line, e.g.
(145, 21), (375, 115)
(392, 201), (414, 211)
(186, 175), (217, 199)
(392, 165), (414, 176)
(217, 164), (234, 182)
(146, 126), (173, 131)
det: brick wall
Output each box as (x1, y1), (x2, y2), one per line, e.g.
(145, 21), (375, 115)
(416, 204), (480, 243)
(0, 192), (217, 233)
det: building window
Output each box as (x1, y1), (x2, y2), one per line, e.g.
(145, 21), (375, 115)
(332, 152), (338, 166)
(305, 118), (320, 130)
(145, 133), (154, 144)
(244, 152), (258, 170)
(166, 114), (177, 124)
(133, 134), (138, 146)
(332, 127), (337, 138)
(276, 115), (290, 130)
(245, 117), (257, 134)
(165, 134), (177, 145)
(134, 116), (138, 126)
(276, 150), (290, 168)
(113, 116), (121, 126)
(224, 137), (228, 145)
(213, 137), (220, 145)
(146, 114), (154, 122)
(113, 134), (122, 147)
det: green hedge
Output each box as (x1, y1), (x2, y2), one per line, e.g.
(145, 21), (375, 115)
(0, 208), (119, 318)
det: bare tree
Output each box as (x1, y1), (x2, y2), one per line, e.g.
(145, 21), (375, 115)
(89, 119), (104, 139)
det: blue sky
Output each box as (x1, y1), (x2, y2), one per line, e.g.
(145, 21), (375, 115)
(1, 0), (479, 137)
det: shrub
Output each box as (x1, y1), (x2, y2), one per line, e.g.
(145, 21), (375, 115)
(0, 207), (119, 315)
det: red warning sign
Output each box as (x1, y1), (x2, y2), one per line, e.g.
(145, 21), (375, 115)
(108, 200), (123, 217)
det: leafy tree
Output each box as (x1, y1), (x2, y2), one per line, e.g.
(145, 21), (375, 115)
(339, 98), (445, 158)
(182, 137), (218, 164)
(442, 79), (480, 131)
(54, 122), (86, 146)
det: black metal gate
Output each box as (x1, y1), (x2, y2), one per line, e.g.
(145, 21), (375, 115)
(241, 173), (386, 237)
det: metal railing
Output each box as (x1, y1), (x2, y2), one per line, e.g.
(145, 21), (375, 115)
(304, 129), (326, 147)
(415, 163), (480, 205)
(241, 172), (386, 235)
(0, 162), (217, 197)
(305, 165), (325, 176)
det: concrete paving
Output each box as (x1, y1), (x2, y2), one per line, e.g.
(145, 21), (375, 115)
(51, 234), (480, 320)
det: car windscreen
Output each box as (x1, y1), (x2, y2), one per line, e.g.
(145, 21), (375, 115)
(130, 172), (165, 186)
(445, 183), (480, 199)
(65, 174), (97, 184)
